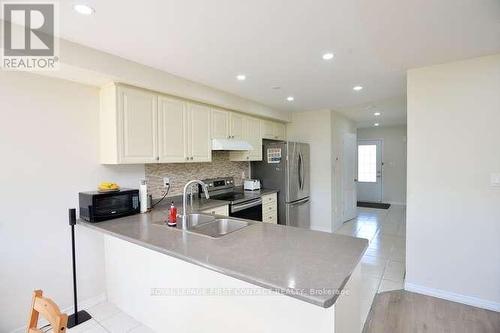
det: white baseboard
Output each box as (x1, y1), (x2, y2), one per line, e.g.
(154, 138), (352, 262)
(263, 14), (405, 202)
(405, 282), (500, 312)
(10, 293), (107, 333)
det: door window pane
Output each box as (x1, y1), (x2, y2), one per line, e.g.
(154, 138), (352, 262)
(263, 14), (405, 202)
(358, 144), (377, 182)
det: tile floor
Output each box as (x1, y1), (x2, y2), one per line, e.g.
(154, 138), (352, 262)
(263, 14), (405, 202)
(65, 302), (154, 333)
(65, 205), (406, 333)
(335, 204), (407, 325)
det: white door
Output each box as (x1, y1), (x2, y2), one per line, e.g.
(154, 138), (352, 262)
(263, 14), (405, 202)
(357, 139), (383, 202)
(187, 103), (212, 162)
(342, 133), (357, 221)
(158, 96), (187, 162)
(117, 86), (158, 163)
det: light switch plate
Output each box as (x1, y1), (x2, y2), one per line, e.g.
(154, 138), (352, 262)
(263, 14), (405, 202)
(490, 173), (500, 187)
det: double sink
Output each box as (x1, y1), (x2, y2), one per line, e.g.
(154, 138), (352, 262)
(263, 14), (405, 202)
(155, 213), (255, 238)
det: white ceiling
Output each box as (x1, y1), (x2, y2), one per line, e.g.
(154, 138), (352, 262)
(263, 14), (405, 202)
(337, 96), (407, 128)
(56, 0), (500, 123)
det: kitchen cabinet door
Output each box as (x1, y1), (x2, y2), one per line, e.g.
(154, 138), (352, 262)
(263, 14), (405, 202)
(212, 109), (230, 139)
(261, 120), (275, 139)
(247, 117), (262, 160)
(158, 96), (187, 163)
(230, 116), (263, 161)
(187, 103), (212, 162)
(274, 122), (286, 140)
(229, 112), (244, 139)
(117, 86), (158, 163)
(261, 120), (286, 140)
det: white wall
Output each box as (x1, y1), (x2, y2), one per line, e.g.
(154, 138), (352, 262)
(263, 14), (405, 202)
(287, 110), (356, 232)
(357, 125), (407, 205)
(287, 110), (333, 232)
(0, 72), (145, 332)
(331, 113), (357, 230)
(406, 54), (500, 311)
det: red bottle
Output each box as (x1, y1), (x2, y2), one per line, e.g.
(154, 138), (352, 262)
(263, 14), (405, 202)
(168, 202), (177, 226)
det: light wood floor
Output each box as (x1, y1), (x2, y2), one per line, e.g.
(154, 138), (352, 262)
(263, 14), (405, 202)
(363, 290), (500, 333)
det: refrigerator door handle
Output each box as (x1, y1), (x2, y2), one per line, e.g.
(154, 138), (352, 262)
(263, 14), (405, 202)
(300, 152), (304, 190)
(289, 197), (310, 206)
(298, 152), (303, 190)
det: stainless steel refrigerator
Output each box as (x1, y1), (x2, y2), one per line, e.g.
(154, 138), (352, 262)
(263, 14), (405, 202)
(251, 140), (310, 228)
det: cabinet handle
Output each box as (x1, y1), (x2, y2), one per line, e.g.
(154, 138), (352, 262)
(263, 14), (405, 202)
(190, 157), (194, 160)
(156, 156), (159, 161)
(186, 157), (189, 161)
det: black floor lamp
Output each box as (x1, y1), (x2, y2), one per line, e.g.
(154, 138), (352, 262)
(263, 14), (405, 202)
(67, 208), (92, 328)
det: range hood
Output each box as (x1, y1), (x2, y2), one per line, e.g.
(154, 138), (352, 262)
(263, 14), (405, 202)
(212, 138), (253, 151)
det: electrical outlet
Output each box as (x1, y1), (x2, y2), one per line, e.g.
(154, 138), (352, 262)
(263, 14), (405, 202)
(163, 177), (170, 187)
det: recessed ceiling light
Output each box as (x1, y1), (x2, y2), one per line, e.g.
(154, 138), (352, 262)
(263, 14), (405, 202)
(353, 86), (363, 91)
(236, 74), (246, 81)
(374, 123), (380, 127)
(73, 4), (95, 15)
(322, 53), (334, 60)
(286, 96), (294, 102)
(374, 112), (381, 116)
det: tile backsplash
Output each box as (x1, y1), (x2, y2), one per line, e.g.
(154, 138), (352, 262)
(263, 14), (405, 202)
(146, 151), (249, 198)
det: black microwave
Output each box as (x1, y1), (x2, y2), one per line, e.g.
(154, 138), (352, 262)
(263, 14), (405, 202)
(79, 189), (140, 222)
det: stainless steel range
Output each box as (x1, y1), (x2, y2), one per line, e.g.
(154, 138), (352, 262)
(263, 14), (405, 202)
(199, 177), (263, 221)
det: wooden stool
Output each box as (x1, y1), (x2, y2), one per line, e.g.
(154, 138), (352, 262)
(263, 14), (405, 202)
(27, 290), (68, 333)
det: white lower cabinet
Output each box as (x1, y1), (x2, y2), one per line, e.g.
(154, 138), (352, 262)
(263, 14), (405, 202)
(261, 193), (277, 224)
(202, 205), (229, 216)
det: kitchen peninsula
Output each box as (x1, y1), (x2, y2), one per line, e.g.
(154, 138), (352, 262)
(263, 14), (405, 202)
(79, 199), (368, 333)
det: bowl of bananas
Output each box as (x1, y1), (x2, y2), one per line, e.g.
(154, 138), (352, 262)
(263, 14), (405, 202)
(98, 182), (120, 193)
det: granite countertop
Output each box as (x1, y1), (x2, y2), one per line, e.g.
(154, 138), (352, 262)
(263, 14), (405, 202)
(78, 190), (367, 308)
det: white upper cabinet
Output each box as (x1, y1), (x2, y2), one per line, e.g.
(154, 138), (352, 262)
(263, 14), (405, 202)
(211, 108), (230, 139)
(158, 96), (187, 163)
(100, 83), (285, 165)
(187, 103), (212, 162)
(229, 112), (245, 139)
(247, 117), (263, 160)
(100, 84), (158, 164)
(230, 116), (263, 161)
(261, 120), (286, 140)
(274, 122), (286, 140)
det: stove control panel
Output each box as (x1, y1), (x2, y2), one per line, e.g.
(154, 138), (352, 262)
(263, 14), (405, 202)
(201, 177), (235, 194)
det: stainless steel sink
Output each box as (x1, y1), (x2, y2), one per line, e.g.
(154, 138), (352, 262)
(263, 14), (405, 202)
(190, 218), (252, 238)
(154, 213), (254, 238)
(182, 213), (216, 228)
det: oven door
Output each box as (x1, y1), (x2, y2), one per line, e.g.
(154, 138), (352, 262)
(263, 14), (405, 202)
(230, 198), (262, 222)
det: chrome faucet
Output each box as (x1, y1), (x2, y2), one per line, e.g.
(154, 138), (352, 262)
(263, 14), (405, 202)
(182, 180), (210, 230)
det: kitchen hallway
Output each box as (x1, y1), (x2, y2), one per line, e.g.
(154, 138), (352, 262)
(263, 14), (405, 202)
(335, 205), (406, 325)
